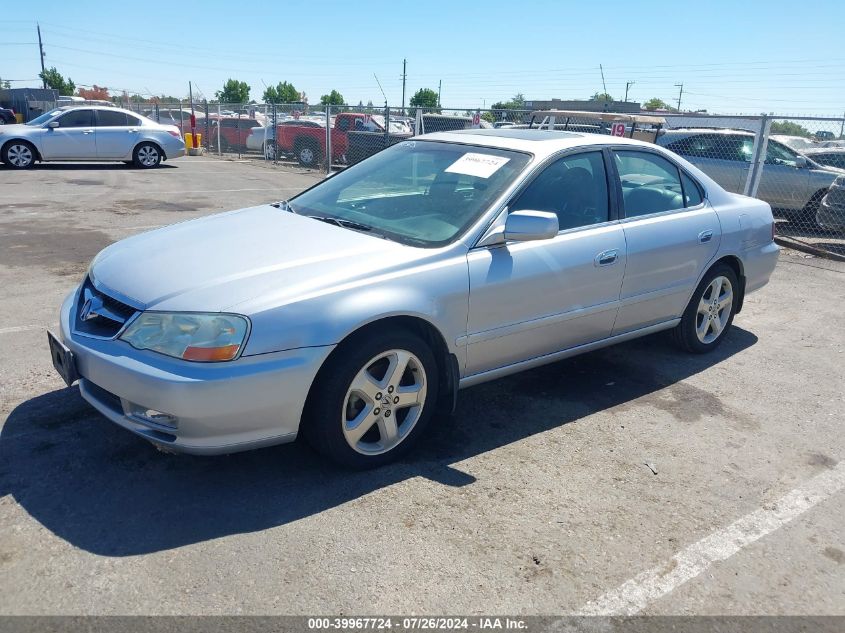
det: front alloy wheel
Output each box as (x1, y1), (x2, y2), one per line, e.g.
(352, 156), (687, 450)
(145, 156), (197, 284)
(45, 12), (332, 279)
(343, 349), (427, 455)
(303, 329), (439, 468)
(3, 142), (35, 168)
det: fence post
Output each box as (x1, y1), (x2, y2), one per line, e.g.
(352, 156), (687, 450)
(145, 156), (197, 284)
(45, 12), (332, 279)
(204, 100), (209, 151)
(743, 114), (771, 198)
(217, 103), (222, 156)
(326, 104), (332, 176)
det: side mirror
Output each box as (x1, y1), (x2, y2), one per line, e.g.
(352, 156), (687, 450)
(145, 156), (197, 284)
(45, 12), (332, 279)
(504, 210), (559, 242)
(47, 121), (59, 128)
(794, 155), (808, 168)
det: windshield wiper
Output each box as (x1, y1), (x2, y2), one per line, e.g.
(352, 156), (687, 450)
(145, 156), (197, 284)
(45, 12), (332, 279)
(306, 215), (381, 235)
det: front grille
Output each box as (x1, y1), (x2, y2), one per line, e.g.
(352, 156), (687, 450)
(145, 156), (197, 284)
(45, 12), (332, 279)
(74, 277), (139, 338)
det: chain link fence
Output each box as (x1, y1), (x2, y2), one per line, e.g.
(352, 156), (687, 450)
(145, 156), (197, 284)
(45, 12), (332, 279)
(126, 101), (845, 258)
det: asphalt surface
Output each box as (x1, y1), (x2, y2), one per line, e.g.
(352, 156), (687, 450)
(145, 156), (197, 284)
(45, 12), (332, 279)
(0, 156), (843, 615)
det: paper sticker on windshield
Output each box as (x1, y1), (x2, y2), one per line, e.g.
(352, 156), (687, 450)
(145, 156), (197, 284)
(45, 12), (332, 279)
(445, 153), (510, 179)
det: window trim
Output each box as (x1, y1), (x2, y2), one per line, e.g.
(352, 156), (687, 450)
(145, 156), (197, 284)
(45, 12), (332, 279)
(608, 145), (708, 223)
(56, 109), (95, 128)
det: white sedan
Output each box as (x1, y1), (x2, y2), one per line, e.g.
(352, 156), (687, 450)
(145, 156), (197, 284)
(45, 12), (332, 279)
(0, 106), (185, 169)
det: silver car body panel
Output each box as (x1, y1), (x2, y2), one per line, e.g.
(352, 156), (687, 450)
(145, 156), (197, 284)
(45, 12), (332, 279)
(0, 106), (185, 163)
(58, 130), (778, 454)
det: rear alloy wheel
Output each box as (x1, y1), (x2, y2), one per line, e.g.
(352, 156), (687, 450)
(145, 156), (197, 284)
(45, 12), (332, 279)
(303, 330), (439, 468)
(133, 142), (162, 168)
(2, 142), (36, 169)
(264, 141), (277, 160)
(673, 264), (738, 353)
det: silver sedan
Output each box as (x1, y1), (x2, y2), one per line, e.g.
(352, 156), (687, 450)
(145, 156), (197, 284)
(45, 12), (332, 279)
(48, 130), (778, 467)
(0, 106), (185, 169)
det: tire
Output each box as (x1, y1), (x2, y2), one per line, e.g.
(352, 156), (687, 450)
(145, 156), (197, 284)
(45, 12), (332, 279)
(797, 189), (827, 226)
(264, 141), (277, 161)
(296, 141), (321, 167)
(133, 142), (162, 168)
(672, 264), (739, 354)
(2, 140), (36, 169)
(302, 329), (440, 468)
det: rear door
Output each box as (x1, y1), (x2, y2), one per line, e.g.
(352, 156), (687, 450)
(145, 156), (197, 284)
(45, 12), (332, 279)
(611, 148), (721, 334)
(94, 110), (141, 158)
(40, 109), (96, 159)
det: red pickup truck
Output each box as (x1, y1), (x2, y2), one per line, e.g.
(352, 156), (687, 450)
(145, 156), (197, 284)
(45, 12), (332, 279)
(268, 112), (388, 167)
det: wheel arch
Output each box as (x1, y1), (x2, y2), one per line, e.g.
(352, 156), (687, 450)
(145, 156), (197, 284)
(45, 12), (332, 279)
(134, 139), (166, 160)
(307, 314), (460, 422)
(706, 254), (746, 313)
(2, 137), (42, 161)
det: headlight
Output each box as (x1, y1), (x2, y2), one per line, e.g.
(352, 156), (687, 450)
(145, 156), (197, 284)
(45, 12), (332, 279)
(120, 312), (249, 362)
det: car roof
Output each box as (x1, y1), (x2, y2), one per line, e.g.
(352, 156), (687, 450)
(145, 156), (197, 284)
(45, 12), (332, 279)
(420, 128), (655, 158)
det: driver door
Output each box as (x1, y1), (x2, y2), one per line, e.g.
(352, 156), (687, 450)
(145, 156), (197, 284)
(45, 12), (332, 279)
(757, 141), (810, 211)
(465, 150), (626, 376)
(40, 109), (97, 159)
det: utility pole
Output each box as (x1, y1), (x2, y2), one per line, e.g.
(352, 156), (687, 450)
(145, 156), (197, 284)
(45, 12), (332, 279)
(401, 58), (407, 116)
(675, 82), (684, 112)
(437, 79), (442, 108)
(599, 64), (607, 96)
(624, 81), (635, 102)
(37, 23), (46, 89)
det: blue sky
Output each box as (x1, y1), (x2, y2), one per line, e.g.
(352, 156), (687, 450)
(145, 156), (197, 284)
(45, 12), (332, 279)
(2, 0), (844, 115)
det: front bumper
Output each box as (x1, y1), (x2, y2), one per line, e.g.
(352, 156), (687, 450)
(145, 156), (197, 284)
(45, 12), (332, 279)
(58, 292), (334, 454)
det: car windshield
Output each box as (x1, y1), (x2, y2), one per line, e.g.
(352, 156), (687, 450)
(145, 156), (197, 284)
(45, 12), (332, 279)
(290, 140), (531, 247)
(27, 110), (63, 126)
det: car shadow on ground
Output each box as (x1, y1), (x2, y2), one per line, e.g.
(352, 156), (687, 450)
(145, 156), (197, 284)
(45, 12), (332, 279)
(0, 328), (757, 556)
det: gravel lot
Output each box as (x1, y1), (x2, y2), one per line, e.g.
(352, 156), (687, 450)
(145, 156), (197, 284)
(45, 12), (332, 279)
(0, 156), (843, 616)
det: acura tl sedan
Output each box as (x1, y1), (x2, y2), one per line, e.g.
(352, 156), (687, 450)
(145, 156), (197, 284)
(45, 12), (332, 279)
(0, 106), (185, 169)
(48, 130), (778, 467)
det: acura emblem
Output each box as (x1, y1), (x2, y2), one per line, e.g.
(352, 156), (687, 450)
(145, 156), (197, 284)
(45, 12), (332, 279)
(80, 289), (104, 322)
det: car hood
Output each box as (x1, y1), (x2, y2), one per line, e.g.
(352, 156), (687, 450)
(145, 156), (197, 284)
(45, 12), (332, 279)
(0, 124), (32, 134)
(90, 205), (425, 313)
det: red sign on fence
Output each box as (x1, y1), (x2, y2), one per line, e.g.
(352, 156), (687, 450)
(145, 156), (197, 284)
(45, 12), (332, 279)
(611, 122), (626, 137)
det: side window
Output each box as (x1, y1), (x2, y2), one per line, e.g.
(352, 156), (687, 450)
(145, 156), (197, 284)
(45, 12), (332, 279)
(56, 109), (94, 128)
(614, 150), (685, 217)
(337, 117), (351, 132)
(126, 114), (142, 126)
(95, 110), (129, 127)
(766, 142), (798, 167)
(680, 171), (704, 206)
(511, 151), (609, 231)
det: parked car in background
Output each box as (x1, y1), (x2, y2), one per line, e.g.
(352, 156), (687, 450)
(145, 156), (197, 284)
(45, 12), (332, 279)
(800, 147), (845, 170)
(48, 129), (777, 466)
(770, 134), (816, 151)
(0, 107), (16, 125)
(0, 106), (184, 168)
(817, 175), (845, 231)
(267, 112), (385, 167)
(210, 116), (261, 152)
(155, 108), (206, 136)
(657, 128), (844, 219)
(249, 118), (326, 156)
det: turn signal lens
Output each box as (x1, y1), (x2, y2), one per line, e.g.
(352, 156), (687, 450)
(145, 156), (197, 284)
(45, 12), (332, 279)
(182, 344), (241, 362)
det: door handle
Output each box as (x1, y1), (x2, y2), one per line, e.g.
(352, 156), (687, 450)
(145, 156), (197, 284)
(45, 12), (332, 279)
(82, 129), (94, 135)
(594, 249), (619, 266)
(127, 129), (138, 133)
(698, 229), (714, 243)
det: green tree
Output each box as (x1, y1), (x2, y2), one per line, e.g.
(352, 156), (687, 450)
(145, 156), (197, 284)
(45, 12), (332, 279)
(770, 121), (812, 137)
(320, 90), (345, 106)
(490, 93), (527, 122)
(39, 67), (75, 95)
(590, 92), (614, 102)
(216, 79), (250, 104)
(643, 97), (671, 111)
(0, 77), (11, 89)
(262, 81), (299, 104)
(410, 88), (439, 109)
